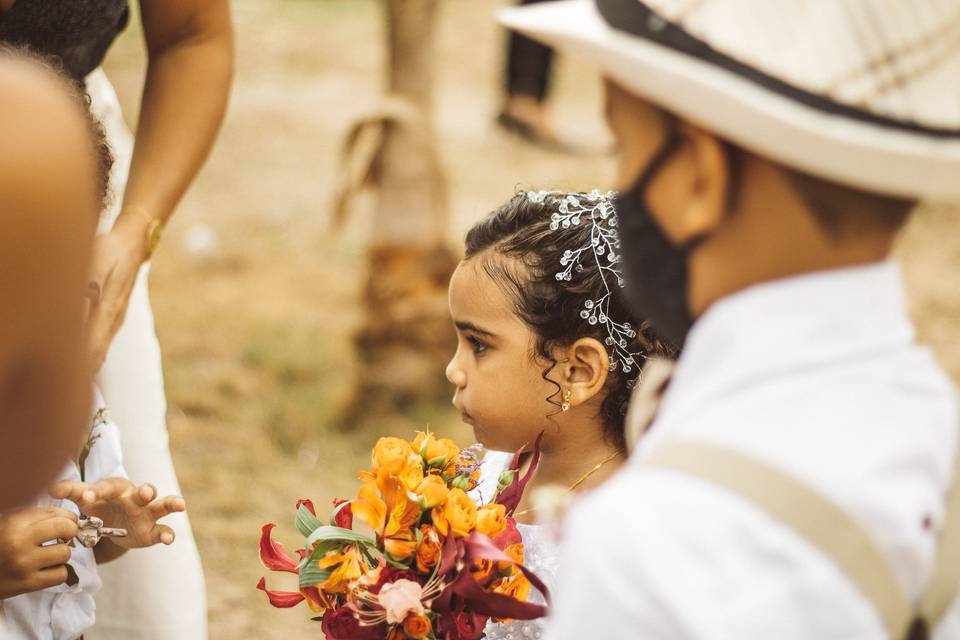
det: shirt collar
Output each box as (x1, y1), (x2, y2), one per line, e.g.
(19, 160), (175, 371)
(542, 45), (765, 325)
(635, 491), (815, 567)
(655, 260), (915, 427)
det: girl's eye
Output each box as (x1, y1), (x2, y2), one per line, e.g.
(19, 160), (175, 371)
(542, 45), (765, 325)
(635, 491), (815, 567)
(467, 336), (488, 355)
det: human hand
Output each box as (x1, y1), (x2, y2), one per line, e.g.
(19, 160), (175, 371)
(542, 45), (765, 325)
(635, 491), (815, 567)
(0, 507), (79, 599)
(87, 216), (150, 371)
(50, 478), (184, 549)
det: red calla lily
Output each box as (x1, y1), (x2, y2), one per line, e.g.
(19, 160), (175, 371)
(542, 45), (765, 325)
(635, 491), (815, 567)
(259, 523), (298, 573)
(257, 577), (305, 608)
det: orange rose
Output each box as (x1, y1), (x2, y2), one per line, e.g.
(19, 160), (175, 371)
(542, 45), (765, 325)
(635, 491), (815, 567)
(373, 437), (419, 476)
(415, 474), (449, 509)
(475, 503), (507, 538)
(505, 542), (524, 565)
(412, 432), (460, 469)
(470, 559), (496, 585)
(402, 613), (432, 639)
(415, 525), (442, 573)
(431, 488), (477, 538)
(495, 573), (531, 602)
(399, 456), (425, 492)
(495, 542), (525, 575)
(491, 573), (533, 623)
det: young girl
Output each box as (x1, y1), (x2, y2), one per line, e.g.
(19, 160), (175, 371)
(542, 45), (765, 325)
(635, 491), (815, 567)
(446, 189), (676, 639)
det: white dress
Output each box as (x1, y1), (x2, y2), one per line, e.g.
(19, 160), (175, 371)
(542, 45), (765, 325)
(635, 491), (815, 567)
(473, 451), (559, 640)
(83, 69), (207, 640)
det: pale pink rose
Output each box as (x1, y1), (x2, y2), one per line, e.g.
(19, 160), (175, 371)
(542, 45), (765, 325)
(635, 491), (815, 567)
(377, 579), (425, 624)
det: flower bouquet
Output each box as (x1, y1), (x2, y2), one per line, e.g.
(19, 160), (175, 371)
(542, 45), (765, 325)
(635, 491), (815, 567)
(258, 431), (548, 640)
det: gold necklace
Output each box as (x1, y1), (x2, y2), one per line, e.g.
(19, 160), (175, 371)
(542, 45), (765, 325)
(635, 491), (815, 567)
(513, 451), (621, 518)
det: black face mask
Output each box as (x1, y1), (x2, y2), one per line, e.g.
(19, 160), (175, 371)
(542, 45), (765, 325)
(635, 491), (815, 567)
(613, 127), (703, 348)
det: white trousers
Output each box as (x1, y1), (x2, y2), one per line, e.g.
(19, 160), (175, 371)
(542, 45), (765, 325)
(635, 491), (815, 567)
(85, 69), (208, 640)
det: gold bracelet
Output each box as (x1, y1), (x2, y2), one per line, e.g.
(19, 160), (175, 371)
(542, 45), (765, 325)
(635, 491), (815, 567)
(125, 206), (164, 260)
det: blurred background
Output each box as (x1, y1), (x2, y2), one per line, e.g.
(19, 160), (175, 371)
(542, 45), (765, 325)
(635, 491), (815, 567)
(100, 1), (960, 637)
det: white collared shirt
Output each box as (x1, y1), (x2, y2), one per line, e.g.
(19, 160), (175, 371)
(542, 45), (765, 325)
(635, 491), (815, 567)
(545, 261), (960, 639)
(2, 389), (125, 640)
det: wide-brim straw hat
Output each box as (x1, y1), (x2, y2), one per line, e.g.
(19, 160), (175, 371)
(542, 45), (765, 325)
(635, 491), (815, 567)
(499, 0), (960, 202)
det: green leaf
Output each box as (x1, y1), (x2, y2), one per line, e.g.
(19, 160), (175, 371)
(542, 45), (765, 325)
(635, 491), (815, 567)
(299, 559), (332, 590)
(296, 504), (323, 538)
(497, 469), (517, 495)
(298, 538), (338, 570)
(427, 455), (448, 469)
(382, 552), (410, 570)
(329, 500), (351, 526)
(305, 525), (376, 550)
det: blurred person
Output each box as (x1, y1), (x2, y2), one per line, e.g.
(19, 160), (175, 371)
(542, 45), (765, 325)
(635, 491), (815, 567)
(451, 189), (676, 639)
(497, 0), (560, 148)
(501, 0), (960, 638)
(0, 47), (184, 640)
(0, 49), (99, 515)
(0, 3), (233, 637)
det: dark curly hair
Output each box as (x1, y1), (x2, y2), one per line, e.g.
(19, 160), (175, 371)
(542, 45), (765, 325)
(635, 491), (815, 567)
(464, 190), (677, 452)
(0, 44), (113, 210)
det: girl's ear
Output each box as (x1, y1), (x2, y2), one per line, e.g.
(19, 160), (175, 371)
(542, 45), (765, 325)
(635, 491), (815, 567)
(561, 338), (610, 408)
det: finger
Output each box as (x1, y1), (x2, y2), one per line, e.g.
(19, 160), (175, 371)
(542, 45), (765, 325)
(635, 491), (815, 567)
(86, 298), (113, 373)
(15, 506), (79, 525)
(87, 239), (114, 292)
(88, 269), (133, 370)
(152, 524), (176, 546)
(33, 543), (72, 569)
(49, 480), (96, 505)
(133, 483), (158, 507)
(86, 477), (135, 505)
(32, 517), (80, 545)
(27, 565), (70, 592)
(147, 495), (186, 520)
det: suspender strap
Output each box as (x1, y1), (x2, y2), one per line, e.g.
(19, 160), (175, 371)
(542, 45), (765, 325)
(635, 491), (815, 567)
(643, 442), (914, 639)
(918, 438), (960, 625)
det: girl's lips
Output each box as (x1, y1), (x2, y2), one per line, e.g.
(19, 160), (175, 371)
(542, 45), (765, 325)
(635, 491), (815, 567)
(460, 411), (475, 425)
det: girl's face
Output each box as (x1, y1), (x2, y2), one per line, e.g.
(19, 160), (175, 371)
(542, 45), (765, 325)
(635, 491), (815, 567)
(445, 258), (561, 453)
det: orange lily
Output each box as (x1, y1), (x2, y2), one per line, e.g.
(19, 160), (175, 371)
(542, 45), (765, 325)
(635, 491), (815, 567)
(317, 544), (368, 593)
(351, 469), (420, 560)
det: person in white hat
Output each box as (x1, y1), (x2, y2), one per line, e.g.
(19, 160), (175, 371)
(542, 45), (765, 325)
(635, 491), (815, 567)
(499, 1), (960, 638)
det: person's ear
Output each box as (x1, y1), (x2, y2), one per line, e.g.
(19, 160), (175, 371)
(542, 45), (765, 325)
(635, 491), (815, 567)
(648, 121), (733, 245)
(679, 123), (732, 239)
(560, 338), (610, 409)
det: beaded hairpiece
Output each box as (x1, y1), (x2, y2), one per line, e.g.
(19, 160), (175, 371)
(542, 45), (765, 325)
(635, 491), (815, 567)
(527, 189), (643, 386)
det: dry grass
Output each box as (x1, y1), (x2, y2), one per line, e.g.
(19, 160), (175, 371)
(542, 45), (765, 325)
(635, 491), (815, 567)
(101, 1), (960, 638)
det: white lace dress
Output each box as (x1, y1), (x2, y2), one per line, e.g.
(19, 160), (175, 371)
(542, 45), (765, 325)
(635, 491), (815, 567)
(472, 451), (560, 640)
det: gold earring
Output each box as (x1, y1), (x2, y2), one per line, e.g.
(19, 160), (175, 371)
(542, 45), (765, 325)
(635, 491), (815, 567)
(561, 389), (572, 412)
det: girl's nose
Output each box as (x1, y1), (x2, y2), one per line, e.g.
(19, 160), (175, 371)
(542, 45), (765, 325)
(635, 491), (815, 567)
(445, 355), (466, 388)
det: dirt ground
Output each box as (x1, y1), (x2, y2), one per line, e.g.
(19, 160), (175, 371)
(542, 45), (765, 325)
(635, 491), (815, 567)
(101, 2), (960, 638)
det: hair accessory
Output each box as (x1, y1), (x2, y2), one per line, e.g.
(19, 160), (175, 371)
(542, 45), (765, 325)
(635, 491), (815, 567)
(527, 189), (644, 386)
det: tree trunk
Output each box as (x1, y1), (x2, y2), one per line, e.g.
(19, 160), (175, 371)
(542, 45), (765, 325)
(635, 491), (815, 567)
(339, 0), (457, 420)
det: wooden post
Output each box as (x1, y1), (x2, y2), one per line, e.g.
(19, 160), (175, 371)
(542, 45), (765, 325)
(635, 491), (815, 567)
(336, 0), (458, 420)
